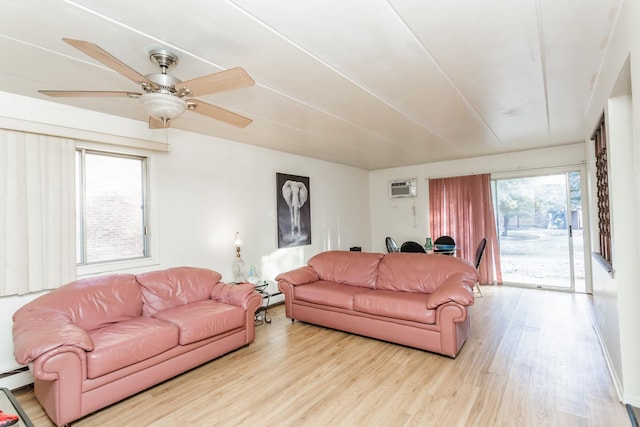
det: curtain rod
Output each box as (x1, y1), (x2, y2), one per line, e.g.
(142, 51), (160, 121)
(423, 161), (586, 180)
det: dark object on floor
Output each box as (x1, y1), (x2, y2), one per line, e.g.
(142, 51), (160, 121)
(350, 246), (362, 251)
(400, 241), (427, 253)
(627, 404), (639, 427)
(385, 236), (399, 253)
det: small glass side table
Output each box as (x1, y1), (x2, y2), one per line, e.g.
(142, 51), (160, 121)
(253, 281), (282, 325)
(0, 387), (34, 427)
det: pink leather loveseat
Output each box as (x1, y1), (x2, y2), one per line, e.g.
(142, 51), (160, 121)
(12, 266), (262, 427)
(276, 251), (479, 357)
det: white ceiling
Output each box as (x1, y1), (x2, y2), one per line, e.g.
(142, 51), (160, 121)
(0, 0), (622, 170)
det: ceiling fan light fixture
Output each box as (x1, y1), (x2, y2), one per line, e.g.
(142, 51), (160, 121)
(140, 92), (187, 120)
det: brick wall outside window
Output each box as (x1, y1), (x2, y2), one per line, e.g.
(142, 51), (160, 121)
(78, 150), (146, 264)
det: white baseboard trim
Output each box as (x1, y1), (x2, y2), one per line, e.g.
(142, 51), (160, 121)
(592, 323), (624, 402)
(625, 394), (640, 408)
(0, 370), (33, 391)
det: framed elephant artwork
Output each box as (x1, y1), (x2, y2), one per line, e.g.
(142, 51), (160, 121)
(276, 173), (311, 248)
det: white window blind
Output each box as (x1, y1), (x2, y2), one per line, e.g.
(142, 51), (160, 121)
(0, 129), (76, 296)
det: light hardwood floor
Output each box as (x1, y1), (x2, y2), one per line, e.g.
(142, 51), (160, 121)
(14, 286), (630, 426)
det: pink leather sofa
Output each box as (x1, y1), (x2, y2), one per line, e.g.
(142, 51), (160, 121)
(12, 266), (262, 427)
(276, 251), (479, 358)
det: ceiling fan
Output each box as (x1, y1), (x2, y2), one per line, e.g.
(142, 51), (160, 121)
(39, 38), (255, 129)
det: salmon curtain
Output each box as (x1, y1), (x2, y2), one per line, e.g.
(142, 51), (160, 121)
(429, 173), (502, 285)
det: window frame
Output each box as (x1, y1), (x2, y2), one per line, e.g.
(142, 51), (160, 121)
(75, 143), (159, 277)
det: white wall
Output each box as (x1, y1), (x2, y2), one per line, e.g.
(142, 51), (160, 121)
(369, 143), (586, 255)
(582, 0), (640, 406)
(0, 92), (371, 375)
(151, 127), (371, 284)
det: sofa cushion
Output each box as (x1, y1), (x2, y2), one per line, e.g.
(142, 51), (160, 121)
(136, 267), (223, 316)
(13, 274), (142, 332)
(376, 253), (477, 293)
(153, 300), (245, 345)
(353, 290), (436, 324)
(294, 281), (373, 310)
(307, 251), (384, 289)
(86, 317), (179, 378)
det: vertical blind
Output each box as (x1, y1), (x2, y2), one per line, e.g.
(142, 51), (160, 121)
(0, 129), (76, 296)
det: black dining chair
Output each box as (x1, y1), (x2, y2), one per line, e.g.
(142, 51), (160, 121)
(474, 238), (487, 297)
(385, 236), (400, 253)
(400, 241), (427, 253)
(434, 235), (456, 255)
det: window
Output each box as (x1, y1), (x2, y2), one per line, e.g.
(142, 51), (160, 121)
(492, 170), (585, 291)
(76, 149), (149, 266)
(591, 113), (612, 271)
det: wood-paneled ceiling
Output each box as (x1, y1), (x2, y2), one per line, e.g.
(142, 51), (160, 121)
(0, 0), (622, 170)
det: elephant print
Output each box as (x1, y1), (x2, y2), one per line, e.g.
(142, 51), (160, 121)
(277, 173), (311, 248)
(282, 180), (308, 239)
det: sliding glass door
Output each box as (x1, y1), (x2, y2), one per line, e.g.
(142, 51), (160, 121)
(493, 170), (585, 292)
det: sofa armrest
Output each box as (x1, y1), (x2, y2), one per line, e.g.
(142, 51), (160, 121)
(12, 311), (93, 365)
(426, 273), (475, 309)
(31, 346), (87, 426)
(31, 345), (88, 381)
(275, 266), (319, 286)
(211, 282), (261, 309)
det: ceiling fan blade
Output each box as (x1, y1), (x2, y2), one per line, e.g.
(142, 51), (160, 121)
(39, 90), (141, 98)
(63, 38), (158, 90)
(175, 67), (254, 97)
(149, 116), (171, 129)
(187, 99), (252, 128)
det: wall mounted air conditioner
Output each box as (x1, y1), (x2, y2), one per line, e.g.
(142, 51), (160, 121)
(388, 178), (417, 198)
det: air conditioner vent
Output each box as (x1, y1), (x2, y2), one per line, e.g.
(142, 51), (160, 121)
(388, 178), (417, 198)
